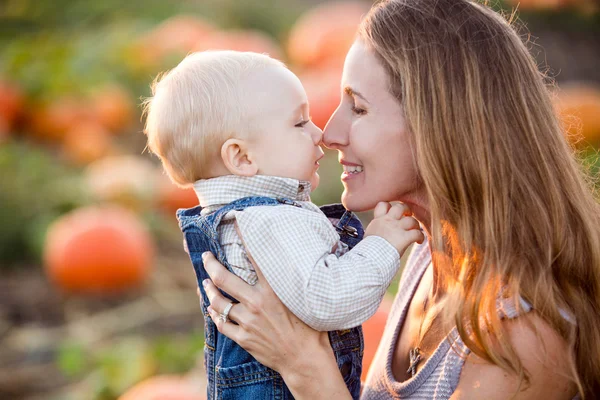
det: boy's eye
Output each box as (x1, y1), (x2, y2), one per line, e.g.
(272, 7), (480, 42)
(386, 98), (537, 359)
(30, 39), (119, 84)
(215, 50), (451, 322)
(295, 119), (310, 128)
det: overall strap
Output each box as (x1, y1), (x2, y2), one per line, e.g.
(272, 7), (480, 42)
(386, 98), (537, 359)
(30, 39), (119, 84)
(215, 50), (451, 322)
(204, 195), (301, 232)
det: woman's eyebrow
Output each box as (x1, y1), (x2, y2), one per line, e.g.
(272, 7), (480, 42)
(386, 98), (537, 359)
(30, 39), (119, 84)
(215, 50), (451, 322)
(344, 86), (369, 104)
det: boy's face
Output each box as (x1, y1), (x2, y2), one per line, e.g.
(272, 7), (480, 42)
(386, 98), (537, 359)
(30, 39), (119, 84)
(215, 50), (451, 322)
(243, 65), (325, 190)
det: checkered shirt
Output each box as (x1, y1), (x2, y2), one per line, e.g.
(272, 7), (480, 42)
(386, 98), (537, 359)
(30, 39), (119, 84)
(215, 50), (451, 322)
(192, 175), (400, 331)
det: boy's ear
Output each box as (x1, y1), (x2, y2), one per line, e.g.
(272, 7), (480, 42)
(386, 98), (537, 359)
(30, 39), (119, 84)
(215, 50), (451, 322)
(220, 139), (259, 177)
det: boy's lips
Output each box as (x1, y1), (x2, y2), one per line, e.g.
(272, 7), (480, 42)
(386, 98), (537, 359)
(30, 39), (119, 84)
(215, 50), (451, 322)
(315, 154), (324, 166)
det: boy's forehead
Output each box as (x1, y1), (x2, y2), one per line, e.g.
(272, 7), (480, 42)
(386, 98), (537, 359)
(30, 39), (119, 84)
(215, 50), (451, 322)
(240, 65), (306, 117)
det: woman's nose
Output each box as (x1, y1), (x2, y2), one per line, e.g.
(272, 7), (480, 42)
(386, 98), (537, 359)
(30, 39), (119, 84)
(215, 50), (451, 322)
(322, 107), (348, 150)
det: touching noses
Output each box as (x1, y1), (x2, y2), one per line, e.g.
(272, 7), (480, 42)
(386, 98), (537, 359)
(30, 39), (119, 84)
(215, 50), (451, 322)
(322, 106), (347, 150)
(311, 124), (324, 145)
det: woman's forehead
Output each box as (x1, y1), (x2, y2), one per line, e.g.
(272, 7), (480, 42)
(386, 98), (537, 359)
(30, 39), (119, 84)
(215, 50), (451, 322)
(342, 41), (389, 100)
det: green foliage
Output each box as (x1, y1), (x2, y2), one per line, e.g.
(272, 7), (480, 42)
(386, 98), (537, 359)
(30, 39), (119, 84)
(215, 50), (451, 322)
(56, 333), (204, 400)
(0, 140), (89, 266)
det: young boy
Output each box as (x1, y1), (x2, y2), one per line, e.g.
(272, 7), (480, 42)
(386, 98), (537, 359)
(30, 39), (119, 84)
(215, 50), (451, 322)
(143, 50), (423, 400)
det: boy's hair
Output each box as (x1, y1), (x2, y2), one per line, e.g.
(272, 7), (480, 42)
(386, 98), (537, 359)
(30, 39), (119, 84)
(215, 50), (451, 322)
(142, 51), (285, 187)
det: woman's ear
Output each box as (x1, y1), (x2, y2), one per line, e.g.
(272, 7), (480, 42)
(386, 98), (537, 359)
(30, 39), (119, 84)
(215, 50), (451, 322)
(221, 139), (259, 176)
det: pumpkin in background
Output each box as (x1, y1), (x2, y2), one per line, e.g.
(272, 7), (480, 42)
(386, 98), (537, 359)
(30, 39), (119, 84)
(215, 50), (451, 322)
(299, 67), (342, 130)
(0, 79), (25, 133)
(555, 82), (600, 146)
(90, 85), (135, 134)
(62, 121), (114, 165)
(85, 155), (160, 211)
(194, 30), (283, 60)
(287, 1), (369, 69)
(157, 175), (199, 216)
(43, 206), (154, 294)
(28, 97), (87, 142)
(133, 15), (217, 70)
(119, 375), (206, 400)
(361, 295), (392, 381)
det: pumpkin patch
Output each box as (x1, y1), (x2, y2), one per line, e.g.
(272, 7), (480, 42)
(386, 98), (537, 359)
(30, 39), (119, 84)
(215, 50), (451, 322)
(43, 206), (154, 294)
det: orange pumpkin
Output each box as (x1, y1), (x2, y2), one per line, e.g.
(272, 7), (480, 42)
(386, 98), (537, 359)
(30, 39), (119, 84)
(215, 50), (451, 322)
(119, 375), (206, 400)
(555, 82), (600, 146)
(361, 295), (393, 381)
(194, 30), (283, 60)
(85, 156), (160, 211)
(299, 67), (342, 130)
(0, 80), (25, 132)
(28, 97), (87, 142)
(287, 1), (370, 69)
(133, 15), (217, 69)
(157, 175), (199, 215)
(90, 85), (135, 134)
(62, 121), (114, 165)
(44, 206), (154, 294)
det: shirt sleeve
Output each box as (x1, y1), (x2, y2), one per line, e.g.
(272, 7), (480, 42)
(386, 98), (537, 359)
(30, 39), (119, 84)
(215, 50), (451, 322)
(235, 205), (400, 331)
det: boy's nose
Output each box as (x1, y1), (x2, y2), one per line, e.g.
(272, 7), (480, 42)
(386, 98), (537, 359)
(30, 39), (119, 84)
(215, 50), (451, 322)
(311, 125), (324, 145)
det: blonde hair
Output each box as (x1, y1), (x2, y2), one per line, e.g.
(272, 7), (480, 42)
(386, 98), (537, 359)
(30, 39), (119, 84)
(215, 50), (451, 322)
(359, 0), (600, 397)
(142, 51), (285, 186)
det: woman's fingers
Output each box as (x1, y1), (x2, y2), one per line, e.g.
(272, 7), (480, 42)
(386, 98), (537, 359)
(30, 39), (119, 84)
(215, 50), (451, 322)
(202, 252), (255, 304)
(373, 201), (392, 218)
(203, 279), (242, 323)
(207, 305), (244, 344)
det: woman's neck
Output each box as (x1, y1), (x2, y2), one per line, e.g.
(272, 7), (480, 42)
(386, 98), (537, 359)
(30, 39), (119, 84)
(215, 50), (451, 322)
(399, 190), (447, 299)
(400, 189), (431, 235)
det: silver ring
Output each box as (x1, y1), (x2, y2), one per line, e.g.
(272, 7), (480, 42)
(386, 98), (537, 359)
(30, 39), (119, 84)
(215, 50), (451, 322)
(219, 302), (234, 323)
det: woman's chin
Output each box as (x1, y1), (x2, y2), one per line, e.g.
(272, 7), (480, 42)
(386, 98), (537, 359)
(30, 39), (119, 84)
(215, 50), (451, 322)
(341, 189), (378, 212)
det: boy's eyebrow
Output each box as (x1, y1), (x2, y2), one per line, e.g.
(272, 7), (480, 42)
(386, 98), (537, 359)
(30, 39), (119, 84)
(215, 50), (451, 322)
(292, 103), (308, 118)
(344, 87), (369, 104)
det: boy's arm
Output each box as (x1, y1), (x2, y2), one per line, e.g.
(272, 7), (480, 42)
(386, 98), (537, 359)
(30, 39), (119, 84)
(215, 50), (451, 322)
(235, 206), (400, 331)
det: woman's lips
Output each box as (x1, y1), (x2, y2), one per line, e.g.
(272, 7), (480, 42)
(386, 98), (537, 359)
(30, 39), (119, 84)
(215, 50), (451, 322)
(340, 162), (364, 181)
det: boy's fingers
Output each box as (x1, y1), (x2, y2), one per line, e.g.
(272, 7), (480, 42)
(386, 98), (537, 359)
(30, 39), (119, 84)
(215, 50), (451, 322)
(409, 229), (425, 244)
(387, 204), (407, 219)
(202, 252), (255, 304)
(373, 202), (391, 218)
(400, 216), (421, 230)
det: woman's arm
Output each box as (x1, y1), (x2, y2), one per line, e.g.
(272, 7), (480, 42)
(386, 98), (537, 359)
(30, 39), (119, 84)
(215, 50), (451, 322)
(201, 252), (353, 400)
(451, 313), (578, 400)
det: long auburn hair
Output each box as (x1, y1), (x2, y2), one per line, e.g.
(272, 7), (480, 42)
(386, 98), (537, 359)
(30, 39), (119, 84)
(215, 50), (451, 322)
(359, 0), (600, 397)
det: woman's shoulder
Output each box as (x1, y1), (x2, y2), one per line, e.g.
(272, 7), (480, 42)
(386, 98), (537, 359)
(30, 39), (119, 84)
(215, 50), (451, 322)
(456, 311), (578, 399)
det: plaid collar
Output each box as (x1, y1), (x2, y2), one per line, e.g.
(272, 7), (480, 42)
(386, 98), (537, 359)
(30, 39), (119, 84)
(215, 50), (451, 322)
(193, 175), (312, 212)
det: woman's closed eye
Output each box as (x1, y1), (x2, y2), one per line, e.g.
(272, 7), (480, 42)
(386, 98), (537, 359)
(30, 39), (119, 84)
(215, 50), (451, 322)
(351, 105), (367, 116)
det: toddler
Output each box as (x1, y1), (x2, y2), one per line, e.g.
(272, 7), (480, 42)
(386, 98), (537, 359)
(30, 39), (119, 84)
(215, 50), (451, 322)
(143, 50), (424, 400)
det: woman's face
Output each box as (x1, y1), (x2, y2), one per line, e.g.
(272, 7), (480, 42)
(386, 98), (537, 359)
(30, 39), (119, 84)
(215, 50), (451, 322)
(323, 40), (421, 212)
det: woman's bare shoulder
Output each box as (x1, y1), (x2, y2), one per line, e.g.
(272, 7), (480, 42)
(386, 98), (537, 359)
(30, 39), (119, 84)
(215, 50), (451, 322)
(451, 312), (578, 400)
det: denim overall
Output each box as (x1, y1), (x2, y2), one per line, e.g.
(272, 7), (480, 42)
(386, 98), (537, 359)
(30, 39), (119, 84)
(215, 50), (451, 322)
(177, 196), (365, 400)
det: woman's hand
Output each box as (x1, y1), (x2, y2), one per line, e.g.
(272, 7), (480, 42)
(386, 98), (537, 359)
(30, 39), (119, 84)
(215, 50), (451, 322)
(200, 252), (351, 399)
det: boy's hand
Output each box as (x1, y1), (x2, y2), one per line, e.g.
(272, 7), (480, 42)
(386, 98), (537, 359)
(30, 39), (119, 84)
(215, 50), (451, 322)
(365, 202), (424, 255)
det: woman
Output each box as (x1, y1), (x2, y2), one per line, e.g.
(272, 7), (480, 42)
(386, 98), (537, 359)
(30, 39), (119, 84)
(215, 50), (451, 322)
(200, 0), (600, 398)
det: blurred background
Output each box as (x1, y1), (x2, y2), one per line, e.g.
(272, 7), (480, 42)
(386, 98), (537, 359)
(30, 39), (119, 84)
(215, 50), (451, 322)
(0, 0), (598, 399)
